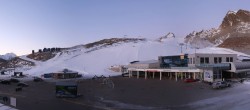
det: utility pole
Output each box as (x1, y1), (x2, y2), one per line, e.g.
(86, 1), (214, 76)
(179, 43), (184, 54)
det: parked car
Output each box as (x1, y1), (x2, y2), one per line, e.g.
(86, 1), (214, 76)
(17, 82), (29, 87)
(10, 78), (20, 83)
(184, 78), (199, 83)
(1, 80), (11, 85)
(212, 81), (231, 89)
(33, 77), (43, 82)
(122, 73), (129, 77)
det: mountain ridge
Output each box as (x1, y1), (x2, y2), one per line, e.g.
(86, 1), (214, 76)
(185, 9), (250, 54)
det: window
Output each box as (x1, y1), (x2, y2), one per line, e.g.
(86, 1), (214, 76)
(213, 70), (222, 79)
(193, 58), (195, 64)
(226, 57), (230, 62)
(200, 57), (204, 64)
(218, 57), (222, 63)
(230, 57), (233, 62)
(214, 57), (218, 64)
(205, 57), (209, 64)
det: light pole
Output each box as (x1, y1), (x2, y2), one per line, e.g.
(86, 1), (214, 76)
(179, 43), (184, 54)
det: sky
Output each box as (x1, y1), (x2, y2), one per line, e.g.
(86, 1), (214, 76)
(0, 0), (250, 55)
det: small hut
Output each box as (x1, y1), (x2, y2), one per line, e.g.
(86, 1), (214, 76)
(51, 69), (79, 79)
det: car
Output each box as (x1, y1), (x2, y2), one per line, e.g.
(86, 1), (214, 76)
(17, 82), (29, 87)
(122, 73), (129, 77)
(10, 78), (20, 83)
(184, 78), (199, 83)
(1, 80), (11, 85)
(212, 81), (231, 89)
(33, 77), (43, 82)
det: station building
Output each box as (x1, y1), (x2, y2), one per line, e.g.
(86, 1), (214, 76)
(127, 53), (250, 82)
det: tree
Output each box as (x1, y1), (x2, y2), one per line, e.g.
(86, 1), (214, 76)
(43, 48), (47, 52)
(32, 50), (35, 54)
(51, 48), (55, 52)
(38, 49), (42, 53)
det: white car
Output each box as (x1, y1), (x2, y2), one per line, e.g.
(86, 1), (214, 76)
(212, 81), (231, 89)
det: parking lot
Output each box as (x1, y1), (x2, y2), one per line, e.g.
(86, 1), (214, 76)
(0, 77), (248, 110)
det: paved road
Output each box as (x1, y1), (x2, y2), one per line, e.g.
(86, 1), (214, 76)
(186, 82), (250, 110)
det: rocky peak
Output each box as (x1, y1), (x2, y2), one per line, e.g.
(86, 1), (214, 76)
(220, 9), (250, 29)
(236, 9), (250, 22)
(158, 32), (175, 42)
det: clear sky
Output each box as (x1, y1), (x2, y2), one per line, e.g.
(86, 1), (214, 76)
(0, 0), (250, 55)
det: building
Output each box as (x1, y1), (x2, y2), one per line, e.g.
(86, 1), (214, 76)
(188, 53), (237, 82)
(127, 53), (249, 82)
(51, 69), (79, 79)
(127, 55), (201, 81)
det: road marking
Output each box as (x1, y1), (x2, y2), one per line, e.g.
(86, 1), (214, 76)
(62, 99), (115, 110)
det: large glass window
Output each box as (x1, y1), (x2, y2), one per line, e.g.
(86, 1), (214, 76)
(159, 54), (189, 68)
(226, 57), (230, 62)
(205, 57), (209, 64)
(213, 70), (222, 79)
(230, 57), (233, 62)
(200, 57), (204, 64)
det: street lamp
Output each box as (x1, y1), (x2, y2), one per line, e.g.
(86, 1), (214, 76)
(179, 43), (184, 54)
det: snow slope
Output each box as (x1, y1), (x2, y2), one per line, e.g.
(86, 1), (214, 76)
(18, 37), (250, 78)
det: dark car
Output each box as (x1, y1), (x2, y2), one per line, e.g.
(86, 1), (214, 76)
(33, 77), (43, 82)
(10, 78), (20, 83)
(1, 80), (11, 85)
(17, 82), (29, 87)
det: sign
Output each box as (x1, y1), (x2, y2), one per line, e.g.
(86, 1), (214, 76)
(204, 70), (213, 82)
(180, 54), (184, 59)
(10, 97), (16, 107)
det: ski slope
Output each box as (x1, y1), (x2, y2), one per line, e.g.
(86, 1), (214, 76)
(17, 38), (250, 78)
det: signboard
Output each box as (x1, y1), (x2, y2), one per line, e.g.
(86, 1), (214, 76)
(180, 54), (184, 59)
(10, 97), (16, 107)
(56, 82), (78, 98)
(204, 70), (213, 82)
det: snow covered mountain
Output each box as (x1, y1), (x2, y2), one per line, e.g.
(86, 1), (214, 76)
(185, 9), (250, 54)
(0, 53), (17, 60)
(13, 37), (249, 78)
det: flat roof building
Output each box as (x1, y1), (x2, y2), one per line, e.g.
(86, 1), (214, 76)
(127, 53), (249, 82)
